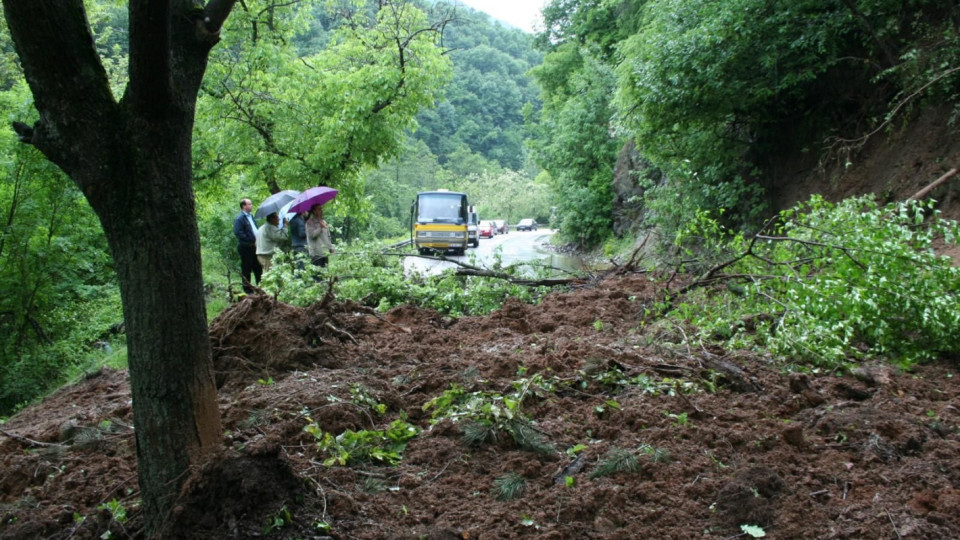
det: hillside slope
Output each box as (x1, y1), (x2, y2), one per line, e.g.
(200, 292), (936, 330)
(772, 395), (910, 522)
(770, 105), (960, 221)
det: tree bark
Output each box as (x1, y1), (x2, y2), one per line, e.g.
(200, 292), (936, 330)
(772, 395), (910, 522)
(2, 0), (235, 535)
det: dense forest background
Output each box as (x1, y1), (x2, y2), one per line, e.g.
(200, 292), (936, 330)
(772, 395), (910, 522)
(1, 0), (958, 414)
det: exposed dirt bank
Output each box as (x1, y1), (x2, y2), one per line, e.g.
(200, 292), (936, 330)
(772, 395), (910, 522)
(2, 274), (957, 539)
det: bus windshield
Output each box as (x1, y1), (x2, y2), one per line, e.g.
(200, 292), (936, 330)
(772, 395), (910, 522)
(417, 193), (465, 224)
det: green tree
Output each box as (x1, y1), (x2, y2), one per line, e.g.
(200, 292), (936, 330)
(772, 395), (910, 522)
(413, 4), (541, 170)
(1, 1), (234, 533)
(0, 106), (119, 412)
(529, 44), (620, 246)
(194, 0), (453, 229)
(452, 169), (552, 225)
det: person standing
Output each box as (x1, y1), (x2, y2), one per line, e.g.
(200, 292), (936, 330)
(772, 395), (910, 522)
(255, 212), (288, 272)
(306, 204), (334, 267)
(288, 211), (308, 261)
(233, 198), (261, 293)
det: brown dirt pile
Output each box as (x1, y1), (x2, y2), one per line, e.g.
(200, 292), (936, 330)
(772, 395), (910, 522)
(1, 273), (958, 539)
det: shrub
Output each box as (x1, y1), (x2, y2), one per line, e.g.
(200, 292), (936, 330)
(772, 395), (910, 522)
(675, 195), (960, 368)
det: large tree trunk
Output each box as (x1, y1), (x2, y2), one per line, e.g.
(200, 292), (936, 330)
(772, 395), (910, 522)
(103, 119), (223, 534)
(2, 0), (234, 535)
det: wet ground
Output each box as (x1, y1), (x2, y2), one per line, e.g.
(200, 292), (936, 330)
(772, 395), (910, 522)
(1, 272), (958, 539)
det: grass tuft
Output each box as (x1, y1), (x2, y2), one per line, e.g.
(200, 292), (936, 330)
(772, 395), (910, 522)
(591, 448), (639, 478)
(493, 472), (526, 500)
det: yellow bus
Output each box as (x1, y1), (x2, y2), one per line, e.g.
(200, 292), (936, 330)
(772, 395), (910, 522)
(411, 190), (469, 256)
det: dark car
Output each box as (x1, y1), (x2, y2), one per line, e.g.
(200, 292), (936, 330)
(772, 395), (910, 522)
(478, 220), (496, 238)
(516, 218), (538, 231)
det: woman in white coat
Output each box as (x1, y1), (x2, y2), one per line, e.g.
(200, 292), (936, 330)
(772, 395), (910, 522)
(305, 204), (334, 267)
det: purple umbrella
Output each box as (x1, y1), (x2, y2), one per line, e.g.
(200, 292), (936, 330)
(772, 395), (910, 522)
(289, 186), (338, 214)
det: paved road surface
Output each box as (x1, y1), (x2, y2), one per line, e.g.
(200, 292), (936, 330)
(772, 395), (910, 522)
(404, 229), (581, 277)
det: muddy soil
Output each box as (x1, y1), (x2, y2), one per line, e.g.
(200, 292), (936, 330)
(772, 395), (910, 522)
(1, 273), (958, 539)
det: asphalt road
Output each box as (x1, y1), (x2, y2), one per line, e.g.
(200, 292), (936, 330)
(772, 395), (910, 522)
(404, 229), (572, 277)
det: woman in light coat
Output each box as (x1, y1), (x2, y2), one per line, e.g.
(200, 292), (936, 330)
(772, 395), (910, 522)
(305, 204), (334, 267)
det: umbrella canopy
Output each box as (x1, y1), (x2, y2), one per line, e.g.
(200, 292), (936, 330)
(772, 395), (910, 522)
(289, 186), (338, 214)
(255, 190), (300, 219)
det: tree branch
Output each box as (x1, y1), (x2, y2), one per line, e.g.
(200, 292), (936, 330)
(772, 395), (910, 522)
(908, 168), (957, 201)
(2, 0), (115, 173)
(203, 0), (239, 36)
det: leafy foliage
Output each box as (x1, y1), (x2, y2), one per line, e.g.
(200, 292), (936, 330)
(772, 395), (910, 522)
(0, 86), (121, 414)
(674, 195), (960, 367)
(303, 417), (420, 466)
(259, 244), (551, 317)
(423, 376), (555, 453)
(528, 44), (620, 247)
(415, 3), (542, 171)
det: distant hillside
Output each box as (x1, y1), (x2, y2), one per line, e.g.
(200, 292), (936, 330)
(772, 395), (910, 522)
(414, 2), (542, 171)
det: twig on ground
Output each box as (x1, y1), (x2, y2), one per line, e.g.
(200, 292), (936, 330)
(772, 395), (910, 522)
(0, 428), (60, 448)
(324, 321), (357, 344)
(614, 233), (651, 273)
(318, 277), (338, 310)
(673, 381), (704, 418)
(885, 508), (903, 540)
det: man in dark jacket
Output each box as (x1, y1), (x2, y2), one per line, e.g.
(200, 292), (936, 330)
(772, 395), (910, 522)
(233, 198), (261, 293)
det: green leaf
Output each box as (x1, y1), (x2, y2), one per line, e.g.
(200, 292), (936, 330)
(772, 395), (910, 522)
(741, 524), (766, 537)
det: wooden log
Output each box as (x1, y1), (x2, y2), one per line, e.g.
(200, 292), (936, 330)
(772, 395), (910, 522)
(907, 167), (957, 200)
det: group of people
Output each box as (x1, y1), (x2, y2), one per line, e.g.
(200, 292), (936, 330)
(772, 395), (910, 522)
(232, 198), (334, 294)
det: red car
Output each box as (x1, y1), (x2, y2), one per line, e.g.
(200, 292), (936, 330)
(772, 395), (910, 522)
(478, 221), (496, 238)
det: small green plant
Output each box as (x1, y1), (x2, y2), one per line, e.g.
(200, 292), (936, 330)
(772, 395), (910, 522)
(566, 443), (588, 456)
(257, 377), (275, 386)
(665, 411), (690, 427)
(350, 384), (388, 415)
(590, 448), (639, 478)
(593, 319), (604, 331)
(639, 444), (672, 463)
(264, 505), (292, 534)
(303, 418), (419, 466)
(519, 515), (539, 528)
(706, 451), (729, 470)
(423, 380), (556, 453)
(741, 524), (766, 537)
(493, 472), (526, 500)
(97, 499), (128, 524)
(362, 476), (389, 493)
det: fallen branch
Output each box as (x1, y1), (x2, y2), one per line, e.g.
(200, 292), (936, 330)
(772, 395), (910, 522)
(394, 250), (590, 286)
(0, 428), (60, 448)
(318, 277), (338, 310)
(678, 215), (780, 295)
(453, 267), (584, 286)
(907, 167), (957, 201)
(613, 233), (651, 274)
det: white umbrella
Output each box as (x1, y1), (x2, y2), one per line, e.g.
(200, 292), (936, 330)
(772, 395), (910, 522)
(254, 190), (300, 219)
